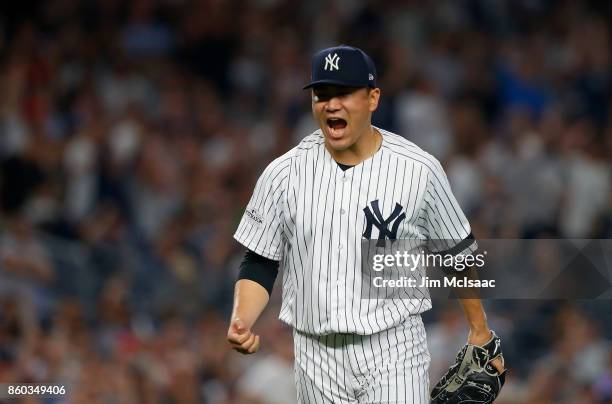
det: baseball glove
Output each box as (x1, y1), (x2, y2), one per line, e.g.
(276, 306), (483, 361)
(431, 331), (506, 404)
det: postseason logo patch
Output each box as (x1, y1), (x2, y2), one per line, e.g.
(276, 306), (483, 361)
(245, 207), (264, 226)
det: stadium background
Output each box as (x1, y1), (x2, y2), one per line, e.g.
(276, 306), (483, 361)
(0, 0), (611, 402)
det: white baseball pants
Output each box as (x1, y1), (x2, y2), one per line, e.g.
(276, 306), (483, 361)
(292, 315), (430, 403)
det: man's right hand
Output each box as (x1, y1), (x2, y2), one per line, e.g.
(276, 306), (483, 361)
(227, 318), (261, 354)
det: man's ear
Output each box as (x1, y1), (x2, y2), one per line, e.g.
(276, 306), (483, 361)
(368, 88), (381, 112)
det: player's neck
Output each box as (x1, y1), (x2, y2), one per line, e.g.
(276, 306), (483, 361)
(327, 126), (382, 166)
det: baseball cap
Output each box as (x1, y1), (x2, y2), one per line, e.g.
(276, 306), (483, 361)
(303, 45), (377, 90)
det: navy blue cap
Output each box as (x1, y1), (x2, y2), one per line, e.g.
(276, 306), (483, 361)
(303, 45), (377, 89)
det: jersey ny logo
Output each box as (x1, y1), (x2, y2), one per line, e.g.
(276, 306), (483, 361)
(362, 200), (406, 247)
(324, 53), (340, 71)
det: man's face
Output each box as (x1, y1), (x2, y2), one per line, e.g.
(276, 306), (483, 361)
(311, 85), (380, 151)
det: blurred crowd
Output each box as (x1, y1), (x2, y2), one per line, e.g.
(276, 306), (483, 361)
(0, 0), (611, 402)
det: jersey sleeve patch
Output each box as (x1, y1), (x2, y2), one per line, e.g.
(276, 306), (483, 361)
(244, 206), (265, 227)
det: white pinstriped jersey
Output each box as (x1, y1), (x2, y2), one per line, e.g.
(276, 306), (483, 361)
(234, 127), (472, 336)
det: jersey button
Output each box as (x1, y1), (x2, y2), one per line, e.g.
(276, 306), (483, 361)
(338, 244), (344, 251)
(340, 209), (346, 215)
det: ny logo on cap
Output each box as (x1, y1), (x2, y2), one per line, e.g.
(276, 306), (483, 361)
(324, 53), (340, 71)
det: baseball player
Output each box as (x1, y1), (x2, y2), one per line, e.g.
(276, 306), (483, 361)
(227, 45), (505, 403)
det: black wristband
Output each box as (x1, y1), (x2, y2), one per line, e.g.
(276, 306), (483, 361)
(237, 250), (280, 296)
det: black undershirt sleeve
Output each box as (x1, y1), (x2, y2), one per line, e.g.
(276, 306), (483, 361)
(237, 249), (280, 296)
(437, 232), (475, 256)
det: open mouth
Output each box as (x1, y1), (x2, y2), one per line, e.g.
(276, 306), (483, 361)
(326, 118), (347, 134)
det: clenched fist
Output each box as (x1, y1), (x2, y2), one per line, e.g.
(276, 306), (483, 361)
(227, 318), (261, 354)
